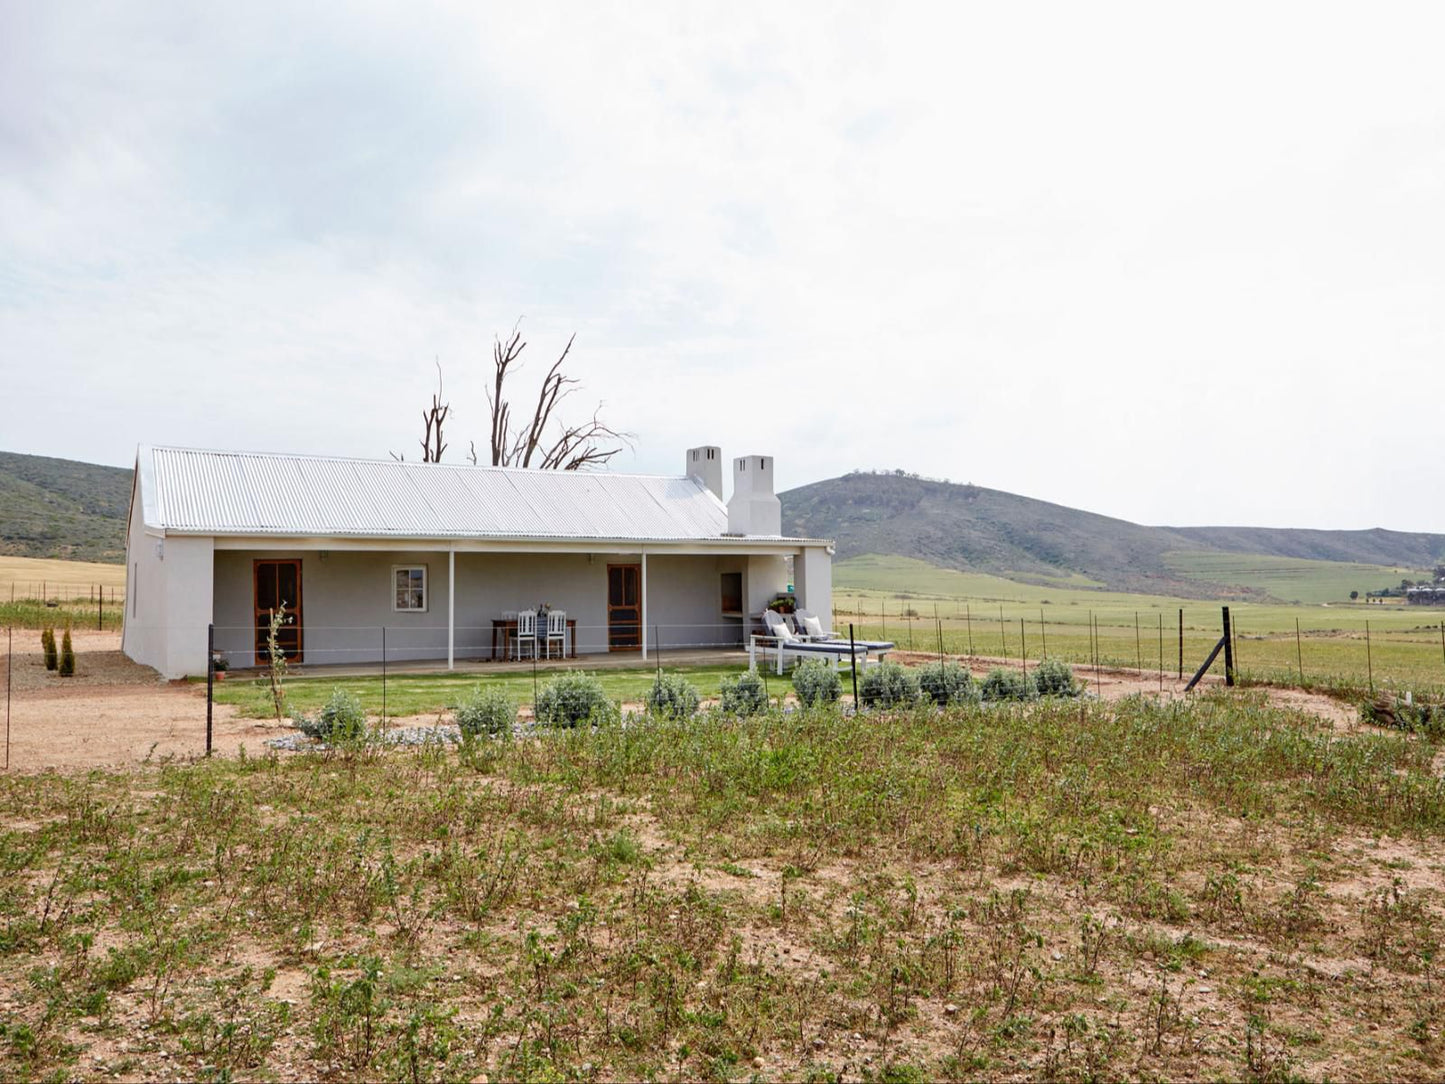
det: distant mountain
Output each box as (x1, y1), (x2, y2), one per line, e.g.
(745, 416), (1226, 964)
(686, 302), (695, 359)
(0, 451), (132, 562)
(780, 472), (1445, 597)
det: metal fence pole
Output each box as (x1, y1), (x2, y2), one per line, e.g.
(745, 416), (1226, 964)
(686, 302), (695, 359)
(381, 626), (388, 724)
(1295, 618), (1303, 682)
(205, 623), (214, 757)
(6, 626), (11, 771)
(849, 623), (859, 707)
(1222, 606), (1235, 687)
(1365, 620), (1374, 695)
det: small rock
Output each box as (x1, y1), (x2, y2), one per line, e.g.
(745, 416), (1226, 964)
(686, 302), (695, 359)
(852, 1032), (863, 1041)
(944, 1003), (960, 1016)
(1050, 951), (1063, 961)
(1199, 986), (1213, 994)
(812, 1037), (826, 1050)
(752, 1057), (765, 1069)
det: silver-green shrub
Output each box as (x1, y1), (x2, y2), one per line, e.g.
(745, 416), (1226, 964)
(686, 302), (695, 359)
(536, 671), (613, 728)
(297, 687), (367, 742)
(917, 660), (975, 706)
(455, 685), (516, 737)
(980, 667), (1037, 702)
(1033, 658), (1081, 697)
(720, 669), (769, 716)
(646, 672), (701, 719)
(791, 659), (842, 708)
(858, 661), (922, 709)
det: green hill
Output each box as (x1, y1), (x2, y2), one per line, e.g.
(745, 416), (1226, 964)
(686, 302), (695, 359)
(0, 451), (133, 563)
(781, 471), (1445, 602)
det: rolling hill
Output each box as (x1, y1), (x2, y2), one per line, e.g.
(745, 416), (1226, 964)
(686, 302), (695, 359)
(0, 451), (133, 562)
(781, 472), (1445, 601)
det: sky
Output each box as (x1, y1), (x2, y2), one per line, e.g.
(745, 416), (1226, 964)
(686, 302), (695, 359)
(1, 2), (1442, 532)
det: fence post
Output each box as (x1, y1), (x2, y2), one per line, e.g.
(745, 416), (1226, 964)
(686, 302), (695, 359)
(5, 625), (11, 771)
(381, 626), (387, 724)
(999, 606), (1007, 662)
(1020, 617), (1027, 676)
(965, 605), (974, 657)
(1178, 608), (1183, 680)
(849, 623), (859, 708)
(1040, 608), (1047, 658)
(1158, 613), (1163, 693)
(1365, 620), (1374, 695)
(1296, 618), (1303, 683)
(1134, 612), (1141, 672)
(98, 587), (103, 631)
(205, 623), (214, 757)
(1221, 606), (1235, 687)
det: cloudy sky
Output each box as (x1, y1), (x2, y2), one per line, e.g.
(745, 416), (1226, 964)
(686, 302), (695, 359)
(2, 2), (1442, 531)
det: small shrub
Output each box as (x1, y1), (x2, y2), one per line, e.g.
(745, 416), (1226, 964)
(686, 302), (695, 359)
(1033, 657), (1080, 697)
(792, 659), (842, 708)
(645, 672), (701, 719)
(536, 672), (612, 728)
(454, 686), (516, 738)
(917, 660), (974, 705)
(981, 667), (1037, 702)
(296, 688), (368, 742)
(859, 661), (922, 709)
(58, 625), (75, 677)
(720, 669), (769, 716)
(41, 628), (57, 671)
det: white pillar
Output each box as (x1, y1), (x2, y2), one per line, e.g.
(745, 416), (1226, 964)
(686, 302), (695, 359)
(640, 549), (648, 661)
(447, 548), (455, 671)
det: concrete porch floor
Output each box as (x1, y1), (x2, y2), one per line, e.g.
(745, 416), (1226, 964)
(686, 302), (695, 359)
(227, 646), (753, 680)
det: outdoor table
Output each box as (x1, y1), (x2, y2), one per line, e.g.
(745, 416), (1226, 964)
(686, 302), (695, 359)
(491, 618), (577, 660)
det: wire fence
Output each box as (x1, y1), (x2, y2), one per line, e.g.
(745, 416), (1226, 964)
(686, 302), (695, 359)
(0, 584), (126, 631)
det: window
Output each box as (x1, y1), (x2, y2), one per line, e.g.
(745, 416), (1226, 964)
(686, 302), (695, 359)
(720, 572), (743, 614)
(393, 565), (427, 612)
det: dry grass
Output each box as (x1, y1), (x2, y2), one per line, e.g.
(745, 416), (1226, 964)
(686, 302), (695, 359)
(1, 692), (1444, 1081)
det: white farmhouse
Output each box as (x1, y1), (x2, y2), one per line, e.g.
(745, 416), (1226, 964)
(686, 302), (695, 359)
(121, 444), (833, 678)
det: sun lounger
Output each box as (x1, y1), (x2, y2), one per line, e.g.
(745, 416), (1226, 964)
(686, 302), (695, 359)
(749, 624), (895, 675)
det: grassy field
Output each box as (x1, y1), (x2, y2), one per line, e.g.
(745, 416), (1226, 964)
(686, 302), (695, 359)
(3, 694), (1445, 1081)
(836, 555), (1445, 697)
(1162, 550), (1427, 605)
(0, 556), (127, 630)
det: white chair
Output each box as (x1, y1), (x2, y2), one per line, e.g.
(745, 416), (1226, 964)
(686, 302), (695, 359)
(513, 610), (538, 660)
(763, 610), (799, 644)
(544, 610), (567, 658)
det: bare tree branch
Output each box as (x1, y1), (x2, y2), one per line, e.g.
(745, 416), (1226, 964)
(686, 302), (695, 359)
(399, 320), (631, 471)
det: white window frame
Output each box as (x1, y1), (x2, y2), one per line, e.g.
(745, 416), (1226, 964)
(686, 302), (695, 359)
(392, 565), (428, 613)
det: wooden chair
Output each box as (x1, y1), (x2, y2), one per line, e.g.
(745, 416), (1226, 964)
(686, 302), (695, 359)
(513, 610), (538, 660)
(544, 610), (567, 658)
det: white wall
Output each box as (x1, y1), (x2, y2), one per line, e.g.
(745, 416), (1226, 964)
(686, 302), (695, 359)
(120, 493), (215, 679)
(795, 546), (834, 632)
(212, 548), (755, 667)
(120, 487), (167, 674)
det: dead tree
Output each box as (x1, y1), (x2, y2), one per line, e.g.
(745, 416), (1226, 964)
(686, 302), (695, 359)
(485, 324), (629, 469)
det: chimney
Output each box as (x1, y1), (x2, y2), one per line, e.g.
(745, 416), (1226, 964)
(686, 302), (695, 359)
(727, 454), (781, 536)
(685, 445), (724, 500)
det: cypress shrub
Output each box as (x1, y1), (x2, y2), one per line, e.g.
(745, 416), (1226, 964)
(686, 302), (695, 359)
(981, 667), (1037, 702)
(1033, 657), (1081, 697)
(58, 625), (75, 677)
(42, 628), (57, 671)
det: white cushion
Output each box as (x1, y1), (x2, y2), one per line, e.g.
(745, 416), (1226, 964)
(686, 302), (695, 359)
(801, 614), (825, 638)
(764, 611), (797, 641)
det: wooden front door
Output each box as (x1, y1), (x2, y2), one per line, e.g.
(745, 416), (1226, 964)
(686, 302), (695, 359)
(254, 559), (303, 663)
(607, 564), (641, 651)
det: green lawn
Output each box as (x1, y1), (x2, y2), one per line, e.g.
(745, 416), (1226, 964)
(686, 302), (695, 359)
(212, 663), (757, 718)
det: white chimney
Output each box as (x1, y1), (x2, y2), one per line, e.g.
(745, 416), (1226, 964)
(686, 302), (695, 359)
(685, 445), (724, 500)
(726, 454), (781, 536)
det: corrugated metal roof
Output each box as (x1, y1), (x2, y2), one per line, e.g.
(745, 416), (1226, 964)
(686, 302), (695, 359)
(138, 445), (813, 543)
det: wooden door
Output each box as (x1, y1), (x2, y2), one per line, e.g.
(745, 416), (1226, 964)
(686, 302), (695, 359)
(254, 559), (303, 663)
(607, 564), (641, 651)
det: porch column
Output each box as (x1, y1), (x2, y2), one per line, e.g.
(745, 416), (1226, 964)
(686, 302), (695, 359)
(641, 549), (648, 661)
(447, 548), (455, 671)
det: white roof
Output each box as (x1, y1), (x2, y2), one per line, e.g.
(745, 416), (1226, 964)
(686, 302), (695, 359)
(135, 445), (818, 544)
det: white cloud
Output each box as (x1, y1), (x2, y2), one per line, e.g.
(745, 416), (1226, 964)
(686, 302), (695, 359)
(1, 1), (1442, 531)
